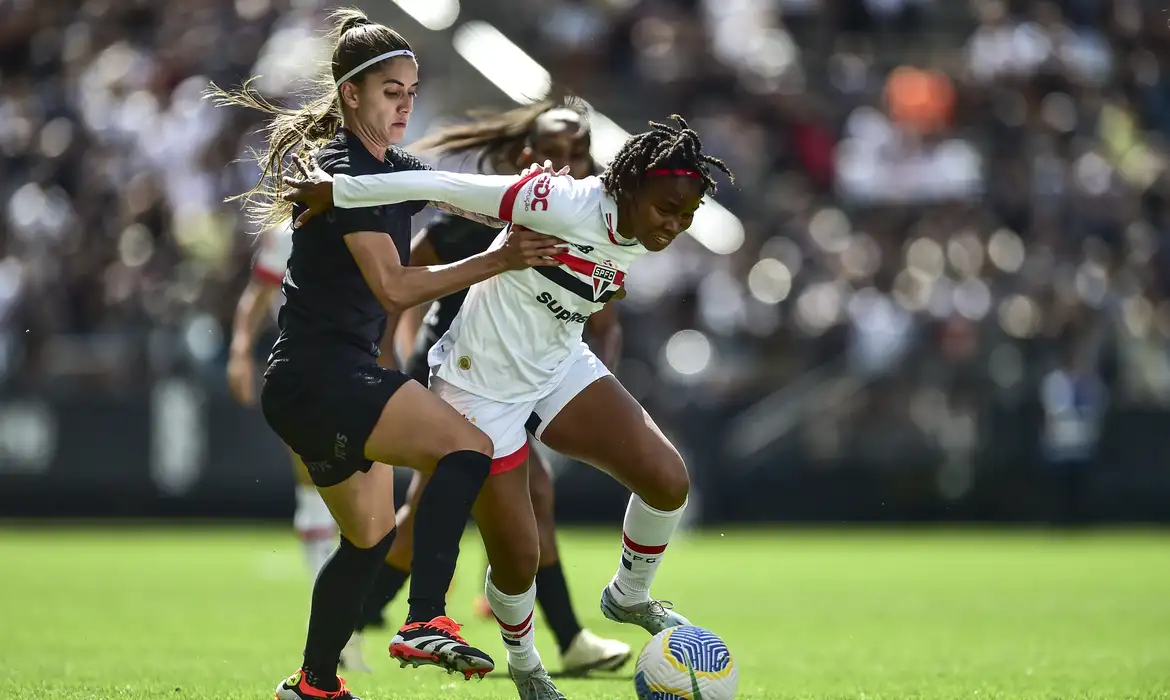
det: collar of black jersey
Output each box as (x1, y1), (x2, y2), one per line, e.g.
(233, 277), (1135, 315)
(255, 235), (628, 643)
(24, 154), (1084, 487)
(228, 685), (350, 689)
(341, 127), (392, 167)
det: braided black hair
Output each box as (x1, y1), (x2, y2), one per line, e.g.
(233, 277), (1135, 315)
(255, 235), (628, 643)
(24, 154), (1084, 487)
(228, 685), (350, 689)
(601, 114), (733, 201)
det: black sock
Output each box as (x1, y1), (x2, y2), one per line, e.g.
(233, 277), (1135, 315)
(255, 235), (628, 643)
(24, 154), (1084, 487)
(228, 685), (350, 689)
(302, 529), (396, 690)
(406, 449), (491, 624)
(535, 561), (582, 654)
(356, 563), (410, 631)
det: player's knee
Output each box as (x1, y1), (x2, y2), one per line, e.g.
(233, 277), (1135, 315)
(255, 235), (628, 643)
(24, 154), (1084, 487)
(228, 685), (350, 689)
(644, 451), (690, 512)
(348, 519), (395, 550)
(445, 422), (494, 460)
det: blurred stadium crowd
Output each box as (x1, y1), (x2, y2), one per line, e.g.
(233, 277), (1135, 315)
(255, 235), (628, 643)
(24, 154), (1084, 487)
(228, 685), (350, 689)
(3, 0), (1170, 496)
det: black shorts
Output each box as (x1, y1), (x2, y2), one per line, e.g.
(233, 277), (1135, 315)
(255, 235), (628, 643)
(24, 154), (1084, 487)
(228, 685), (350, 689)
(261, 361), (412, 487)
(404, 350), (430, 387)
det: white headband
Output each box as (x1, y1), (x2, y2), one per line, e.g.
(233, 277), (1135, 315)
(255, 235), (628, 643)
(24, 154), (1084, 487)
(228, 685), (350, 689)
(335, 50), (415, 88)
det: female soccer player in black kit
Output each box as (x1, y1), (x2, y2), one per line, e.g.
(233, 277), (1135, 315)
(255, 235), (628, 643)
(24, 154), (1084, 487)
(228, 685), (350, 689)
(351, 100), (631, 676)
(210, 9), (566, 700)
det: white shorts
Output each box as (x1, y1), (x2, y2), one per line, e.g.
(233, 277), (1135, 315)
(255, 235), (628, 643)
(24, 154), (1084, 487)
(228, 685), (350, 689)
(430, 346), (611, 474)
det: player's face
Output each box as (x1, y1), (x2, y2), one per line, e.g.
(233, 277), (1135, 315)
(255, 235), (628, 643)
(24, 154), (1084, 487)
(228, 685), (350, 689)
(627, 177), (703, 252)
(523, 131), (593, 179)
(347, 58), (418, 145)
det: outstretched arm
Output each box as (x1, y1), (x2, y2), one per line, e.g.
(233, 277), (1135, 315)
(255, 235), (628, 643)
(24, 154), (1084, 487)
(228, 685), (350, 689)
(283, 157), (581, 234)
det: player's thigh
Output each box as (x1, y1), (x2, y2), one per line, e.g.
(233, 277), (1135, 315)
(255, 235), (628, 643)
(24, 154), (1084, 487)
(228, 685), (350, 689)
(538, 376), (689, 511)
(317, 461), (398, 548)
(472, 462), (539, 595)
(430, 377), (533, 465)
(363, 380), (493, 472)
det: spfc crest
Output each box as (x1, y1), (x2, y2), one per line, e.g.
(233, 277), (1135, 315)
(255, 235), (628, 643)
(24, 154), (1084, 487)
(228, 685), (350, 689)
(591, 262), (618, 300)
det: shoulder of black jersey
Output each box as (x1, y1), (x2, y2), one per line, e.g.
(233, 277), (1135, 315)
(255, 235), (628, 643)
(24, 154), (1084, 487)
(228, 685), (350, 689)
(385, 145), (431, 172)
(314, 134), (354, 175)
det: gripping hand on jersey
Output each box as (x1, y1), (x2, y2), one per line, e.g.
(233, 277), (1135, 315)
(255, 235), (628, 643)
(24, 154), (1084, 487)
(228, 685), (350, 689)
(490, 225), (567, 270)
(283, 154), (334, 228)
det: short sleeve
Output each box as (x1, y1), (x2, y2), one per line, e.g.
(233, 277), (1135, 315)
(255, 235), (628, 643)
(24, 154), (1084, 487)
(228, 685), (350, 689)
(311, 152), (391, 237)
(253, 221), (293, 285)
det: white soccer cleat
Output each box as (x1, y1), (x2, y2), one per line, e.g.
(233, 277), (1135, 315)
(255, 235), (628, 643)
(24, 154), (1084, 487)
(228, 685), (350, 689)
(339, 631), (372, 673)
(560, 628), (631, 675)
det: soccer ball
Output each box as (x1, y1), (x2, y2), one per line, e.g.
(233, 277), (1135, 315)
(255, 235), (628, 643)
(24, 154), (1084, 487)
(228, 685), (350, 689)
(633, 625), (738, 700)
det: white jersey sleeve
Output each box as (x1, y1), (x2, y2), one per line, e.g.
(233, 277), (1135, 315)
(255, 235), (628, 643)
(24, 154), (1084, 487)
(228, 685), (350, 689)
(332, 170), (596, 239)
(252, 220), (293, 286)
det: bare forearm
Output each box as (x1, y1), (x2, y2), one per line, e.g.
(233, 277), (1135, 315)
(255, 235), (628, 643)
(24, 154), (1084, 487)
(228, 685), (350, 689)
(383, 251), (506, 312)
(430, 201), (506, 229)
(230, 283), (276, 358)
(593, 325), (623, 369)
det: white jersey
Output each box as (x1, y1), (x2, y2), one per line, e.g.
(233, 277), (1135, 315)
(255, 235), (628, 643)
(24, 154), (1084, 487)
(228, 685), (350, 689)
(251, 219), (293, 319)
(334, 170), (648, 402)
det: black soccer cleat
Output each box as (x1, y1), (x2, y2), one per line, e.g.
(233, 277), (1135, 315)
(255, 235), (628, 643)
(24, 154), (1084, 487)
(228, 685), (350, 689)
(388, 615), (495, 680)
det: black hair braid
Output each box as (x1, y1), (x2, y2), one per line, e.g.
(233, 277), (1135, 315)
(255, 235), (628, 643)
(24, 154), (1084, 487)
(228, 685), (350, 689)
(601, 114), (733, 200)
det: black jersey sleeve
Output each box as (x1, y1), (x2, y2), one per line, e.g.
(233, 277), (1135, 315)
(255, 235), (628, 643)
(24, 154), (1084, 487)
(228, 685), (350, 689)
(310, 151), (390, 238)
(386, 146), (431, 217)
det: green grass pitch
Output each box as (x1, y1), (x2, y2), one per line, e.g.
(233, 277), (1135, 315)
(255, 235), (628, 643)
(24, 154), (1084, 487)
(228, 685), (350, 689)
(1, 526), (1168, 699)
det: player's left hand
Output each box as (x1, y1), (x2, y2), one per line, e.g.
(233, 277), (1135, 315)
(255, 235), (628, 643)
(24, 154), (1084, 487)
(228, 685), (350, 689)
(519, 159), (570, 179)
(282, 153), (334, 228)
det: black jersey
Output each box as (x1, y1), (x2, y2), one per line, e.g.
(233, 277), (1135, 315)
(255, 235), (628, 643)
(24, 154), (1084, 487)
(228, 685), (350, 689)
(268, 129), (429, 368)
(409, 213), (499, 360)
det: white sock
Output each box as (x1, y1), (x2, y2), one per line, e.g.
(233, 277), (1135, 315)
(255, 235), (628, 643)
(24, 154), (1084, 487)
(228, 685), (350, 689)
(485, 568), (542, 672)
(609, 495), (686, 607)
(294, 485), (337, 579)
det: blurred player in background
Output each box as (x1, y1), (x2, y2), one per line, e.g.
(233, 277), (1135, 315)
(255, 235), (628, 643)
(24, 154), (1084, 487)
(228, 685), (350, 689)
(351, 100), (631, 676)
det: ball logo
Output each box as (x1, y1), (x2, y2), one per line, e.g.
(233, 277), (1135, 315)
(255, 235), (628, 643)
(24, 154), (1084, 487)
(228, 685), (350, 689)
(531, 175), (551, 212)
(458, 356), (472, 370)
(635, 626), (737, 700)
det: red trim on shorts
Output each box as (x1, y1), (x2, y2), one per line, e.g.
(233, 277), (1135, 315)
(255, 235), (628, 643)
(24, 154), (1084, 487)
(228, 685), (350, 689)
(252, 266), (283, 286)
(622, 532), (667, 555)
(490, 443), (530, 475)
(497, 171), (544, 222)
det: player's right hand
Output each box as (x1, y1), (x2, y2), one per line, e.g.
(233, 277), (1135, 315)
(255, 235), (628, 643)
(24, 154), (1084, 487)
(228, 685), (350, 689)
(493, 225), (566, 271)
(519, 159), (570, 179)
(227, 353), (257, 406)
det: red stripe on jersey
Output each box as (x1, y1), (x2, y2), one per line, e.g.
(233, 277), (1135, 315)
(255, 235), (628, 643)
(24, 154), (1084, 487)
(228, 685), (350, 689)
(490, 443), (529, 475)
(494, 610), (534, 633)
(605, 213), (638, 247)
(497, 170), (544, 222)
(252, 267), (283, 286)
(622, 532), (667, 555)
(550, 251), (626, 287)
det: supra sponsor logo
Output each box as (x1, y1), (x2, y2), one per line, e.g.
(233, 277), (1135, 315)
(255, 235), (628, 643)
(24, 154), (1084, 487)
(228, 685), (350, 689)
(535, 291), (589, 324)
(524, 174), (552, 212)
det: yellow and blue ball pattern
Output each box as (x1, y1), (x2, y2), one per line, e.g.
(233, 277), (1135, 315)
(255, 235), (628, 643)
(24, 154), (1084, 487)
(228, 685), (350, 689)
(634, 625), (738, 700)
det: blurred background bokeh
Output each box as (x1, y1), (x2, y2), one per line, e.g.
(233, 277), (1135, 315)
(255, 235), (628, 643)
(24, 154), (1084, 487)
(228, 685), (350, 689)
(2, 0), (1169, 526)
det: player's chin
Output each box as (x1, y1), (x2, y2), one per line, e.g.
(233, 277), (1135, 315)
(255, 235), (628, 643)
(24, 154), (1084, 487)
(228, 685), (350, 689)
(385, 122), (409, 140)
(644, 233), (675, 251)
